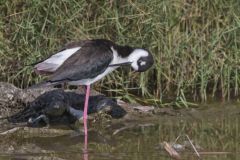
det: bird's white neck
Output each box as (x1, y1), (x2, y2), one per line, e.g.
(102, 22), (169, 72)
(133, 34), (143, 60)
(111, 47), (149, 70)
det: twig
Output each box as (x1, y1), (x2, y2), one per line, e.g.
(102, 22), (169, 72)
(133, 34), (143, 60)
(113, 126), (132, 135)
(163, 141), (181, 160)
(198, 151), (232, 155)
(174, 135), (182, 143)
(0, 127), (22, 135)
(185, 134), (200, 158)
(174, 134), (201, 158)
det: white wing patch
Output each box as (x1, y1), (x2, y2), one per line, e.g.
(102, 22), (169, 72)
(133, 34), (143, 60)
(34, 47), (81, 73)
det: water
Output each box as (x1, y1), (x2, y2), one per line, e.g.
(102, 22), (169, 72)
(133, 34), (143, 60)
(0, 103), (239, 160)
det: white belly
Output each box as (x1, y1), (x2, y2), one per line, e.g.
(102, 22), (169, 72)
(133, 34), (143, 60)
(68, 66), (118, 85)
(68, 46), (130, 86)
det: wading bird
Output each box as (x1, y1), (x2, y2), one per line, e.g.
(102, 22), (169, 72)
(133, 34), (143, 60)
(33, 39), (154, 134)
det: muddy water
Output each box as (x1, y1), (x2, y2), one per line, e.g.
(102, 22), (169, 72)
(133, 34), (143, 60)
(0, 103), (239, 160)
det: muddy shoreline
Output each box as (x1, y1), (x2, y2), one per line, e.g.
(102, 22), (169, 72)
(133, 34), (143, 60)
(0, 82), (180, 130)
(1, 82), (239, 134)
(0, 82), (240, 160)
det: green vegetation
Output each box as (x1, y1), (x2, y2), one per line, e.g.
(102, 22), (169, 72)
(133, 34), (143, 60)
(0, 0), (240, 106)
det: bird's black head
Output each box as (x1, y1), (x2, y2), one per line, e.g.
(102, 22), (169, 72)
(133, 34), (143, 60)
(128, 49), (154, 72)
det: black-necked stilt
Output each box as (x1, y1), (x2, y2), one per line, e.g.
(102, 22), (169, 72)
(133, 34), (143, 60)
(33, 39), (154, 134)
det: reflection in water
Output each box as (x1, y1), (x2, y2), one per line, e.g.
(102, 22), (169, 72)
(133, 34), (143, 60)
(0, 104), (239, 160)
(83, 120), (88, 160)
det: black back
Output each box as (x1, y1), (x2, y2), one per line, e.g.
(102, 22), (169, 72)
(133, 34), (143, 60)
(48, 40), (114, 83)
(113, 45), (134, 58)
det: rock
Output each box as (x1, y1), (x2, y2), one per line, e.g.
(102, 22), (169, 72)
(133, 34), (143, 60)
(153, 108), (180, 116)
(0, 82), (126, 127)
(133, 106), (154, 113)
(8, 89), (126, 126)
(0, 82), (180, 130)
(0, 82), (20, 103)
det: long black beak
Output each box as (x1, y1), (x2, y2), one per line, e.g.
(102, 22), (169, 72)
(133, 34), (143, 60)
(109, 62), (132, 67)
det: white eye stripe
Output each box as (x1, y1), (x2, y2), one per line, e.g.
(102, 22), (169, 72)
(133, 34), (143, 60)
(140, 61), (146, 66)
(128, 49), (148, 62)
(110, 47), (149, 71)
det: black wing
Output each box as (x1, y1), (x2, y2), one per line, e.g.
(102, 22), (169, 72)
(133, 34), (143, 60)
(48, 40), (113, 83)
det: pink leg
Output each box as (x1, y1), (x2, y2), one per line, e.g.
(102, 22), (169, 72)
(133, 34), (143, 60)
(83, 130), (88, 160)
(83, 85), (90, 135)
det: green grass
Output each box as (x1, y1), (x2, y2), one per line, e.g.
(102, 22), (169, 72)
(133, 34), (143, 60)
(0, 0), (240, 106)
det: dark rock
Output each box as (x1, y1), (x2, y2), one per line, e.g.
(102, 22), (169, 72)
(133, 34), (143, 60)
(0, 82), (126, 127)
